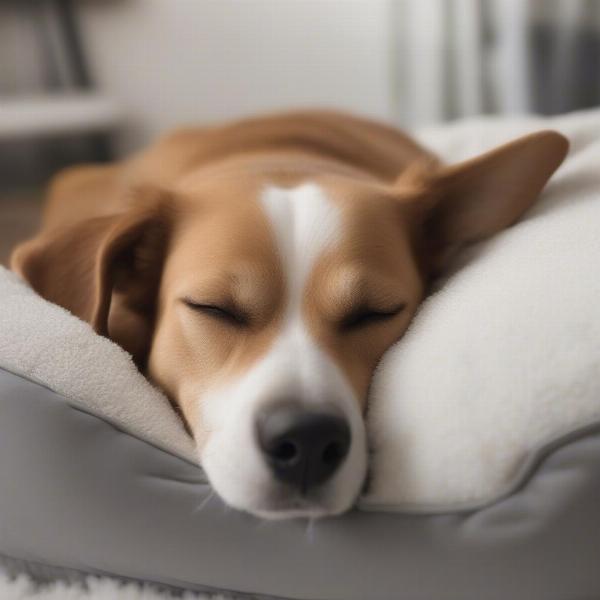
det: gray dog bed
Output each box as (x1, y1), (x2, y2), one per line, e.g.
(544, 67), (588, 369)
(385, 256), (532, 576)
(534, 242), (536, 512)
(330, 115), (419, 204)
(2, 112), (600, 598)
(1, 367), (599, 599)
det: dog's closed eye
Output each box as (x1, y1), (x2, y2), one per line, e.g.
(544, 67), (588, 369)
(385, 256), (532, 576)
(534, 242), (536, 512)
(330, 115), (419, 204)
(339, 303), (406, 332)
(182, 298), (250, 327)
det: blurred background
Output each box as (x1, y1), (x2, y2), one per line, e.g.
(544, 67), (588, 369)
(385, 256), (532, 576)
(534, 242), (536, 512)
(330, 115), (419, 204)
(1, 0), (599, 263)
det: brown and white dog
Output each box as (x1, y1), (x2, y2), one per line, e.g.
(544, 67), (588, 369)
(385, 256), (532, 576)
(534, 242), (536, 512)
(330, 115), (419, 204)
(11, 110), (567, 519)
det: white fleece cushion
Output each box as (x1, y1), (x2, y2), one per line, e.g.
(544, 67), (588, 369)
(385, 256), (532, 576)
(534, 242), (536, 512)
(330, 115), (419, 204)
(1, 110), (599, 512)
(0, 267), (196, 462)
(363, 109), (600, 510)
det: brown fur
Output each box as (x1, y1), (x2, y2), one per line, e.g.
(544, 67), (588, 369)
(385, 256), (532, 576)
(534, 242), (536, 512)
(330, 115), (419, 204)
(11, 110), (568, 433)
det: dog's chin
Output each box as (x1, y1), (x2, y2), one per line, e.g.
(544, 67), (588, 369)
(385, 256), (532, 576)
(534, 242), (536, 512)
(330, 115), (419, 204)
(201, 444), (365, 520)
(201, 445), (367, 520)
(242, 489), (358, 521)
(251, 504), (341, 521)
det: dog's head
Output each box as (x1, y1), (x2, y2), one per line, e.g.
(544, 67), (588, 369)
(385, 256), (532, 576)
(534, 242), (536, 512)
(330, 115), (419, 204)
(12, 131), (567, 518)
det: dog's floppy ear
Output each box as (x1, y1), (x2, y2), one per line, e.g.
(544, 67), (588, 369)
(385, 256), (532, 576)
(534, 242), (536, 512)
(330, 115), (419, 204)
(403, 130), (569, 274)
(11, 186), (174, 364)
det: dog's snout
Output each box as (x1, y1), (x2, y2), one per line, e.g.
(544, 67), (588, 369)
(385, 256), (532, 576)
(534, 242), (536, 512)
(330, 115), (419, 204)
(256, 405), (351, 492)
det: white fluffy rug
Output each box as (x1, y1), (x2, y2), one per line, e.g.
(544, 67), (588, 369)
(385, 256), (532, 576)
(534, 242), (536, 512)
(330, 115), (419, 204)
(0, 569), (242, 600)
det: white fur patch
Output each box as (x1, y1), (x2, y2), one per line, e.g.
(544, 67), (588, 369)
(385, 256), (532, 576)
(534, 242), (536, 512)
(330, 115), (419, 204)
(199, 183), (367, 518)
(260, 183), (341, 305)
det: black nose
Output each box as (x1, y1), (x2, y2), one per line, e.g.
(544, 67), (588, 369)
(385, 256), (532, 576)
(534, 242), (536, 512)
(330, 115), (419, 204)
(256, 405), (351, 492)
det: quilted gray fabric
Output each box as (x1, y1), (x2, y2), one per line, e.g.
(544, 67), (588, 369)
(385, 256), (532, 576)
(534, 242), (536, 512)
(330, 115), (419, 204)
(1, 367), (599, 600)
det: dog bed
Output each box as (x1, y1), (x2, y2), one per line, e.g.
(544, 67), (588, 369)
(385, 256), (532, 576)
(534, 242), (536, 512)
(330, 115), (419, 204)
(1, 110), (600, 599)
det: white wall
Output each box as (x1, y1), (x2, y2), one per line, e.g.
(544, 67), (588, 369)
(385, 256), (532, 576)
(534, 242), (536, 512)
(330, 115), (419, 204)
(79, 0), (394, 153)
(0, 5), (48, 94)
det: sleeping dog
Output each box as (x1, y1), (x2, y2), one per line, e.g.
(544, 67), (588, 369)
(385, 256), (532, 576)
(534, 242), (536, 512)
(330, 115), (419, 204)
(11, 111), (568, 519)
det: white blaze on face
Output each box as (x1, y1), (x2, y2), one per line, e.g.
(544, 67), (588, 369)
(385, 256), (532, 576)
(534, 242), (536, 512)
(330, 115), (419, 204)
(199, 183), (368, 518)
(260, 183), (340, 308)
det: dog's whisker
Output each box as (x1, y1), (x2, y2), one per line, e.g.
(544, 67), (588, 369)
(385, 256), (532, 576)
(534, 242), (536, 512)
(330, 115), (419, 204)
(192, 490), (215, 514)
